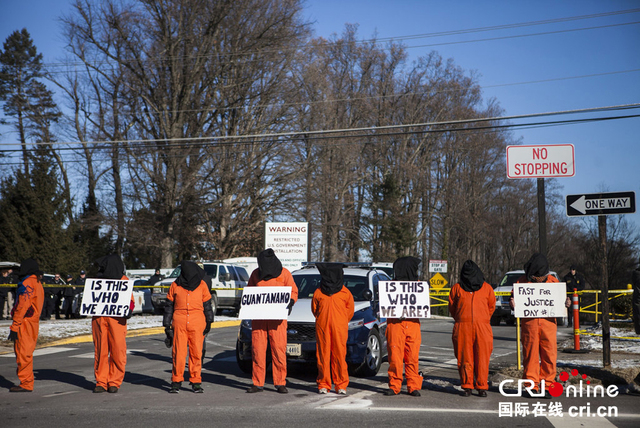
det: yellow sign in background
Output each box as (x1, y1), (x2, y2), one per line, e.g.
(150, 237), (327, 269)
(429, 272), (448, 291)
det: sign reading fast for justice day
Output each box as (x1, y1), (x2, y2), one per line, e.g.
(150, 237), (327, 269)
(379, 281), (431, 319)
(513, 282), (567, 318)
(238, 286), (292, 320)
(80, 278), (134, 317)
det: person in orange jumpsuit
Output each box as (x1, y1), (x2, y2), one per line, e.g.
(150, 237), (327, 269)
(246, 249), (298, 394)
(312, 263), (354, 395)
(163, 260), (214, 393)
(510, 252), (561, 396)
(384, 256), (424, 396)
(91, 254), (134, 393)
(7, 258), (44, 392)
(448, 260), (495, 397)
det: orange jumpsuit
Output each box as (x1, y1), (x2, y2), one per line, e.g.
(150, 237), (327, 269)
(248, 268), (298, 387)
(386, 319), (423, 394)
(312, 286), (354, 392)
(92, 275), (134, 390)
(10, 275), (44, 391)
(167, 280), (211, 383)
(448, 281), (495, 391)
(518, 275), (560, 391)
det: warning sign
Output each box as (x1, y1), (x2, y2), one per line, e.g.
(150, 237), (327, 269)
(429, 273), (448, 291)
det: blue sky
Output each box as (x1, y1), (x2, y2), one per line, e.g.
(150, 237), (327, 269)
(1, 0), (639, 229)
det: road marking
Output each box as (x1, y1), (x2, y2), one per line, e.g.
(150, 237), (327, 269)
(318, 390), (376, 409)
(71, 349), (146, 359)
(370, 407), (498, 414)
(420, 358), (458, 373)
(547, 416), (618, 427)
(0, 347), (76, 358)
(43, 391), (79, 398)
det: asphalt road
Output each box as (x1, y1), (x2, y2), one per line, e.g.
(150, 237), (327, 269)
(0, 318), (638, 428)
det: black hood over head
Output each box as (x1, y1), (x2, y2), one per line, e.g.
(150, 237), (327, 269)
(18, 258), (39, 278)
(524, 253), (550, 282)
(459, 260), (485, 292)
(176, 261), (205, 291)
(393, 256), (421, 281)
(96, 254), (125, 279)
(258, 249), (282, 281)
(317, 263), (344, 296)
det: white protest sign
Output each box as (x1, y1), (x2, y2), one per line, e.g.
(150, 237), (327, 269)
(238, 286), (292, 320)
(80, 278), (134, 317)
(513, 282), (567, 318)
(379, 281), (431, 319)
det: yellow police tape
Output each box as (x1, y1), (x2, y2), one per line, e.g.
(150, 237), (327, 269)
(574, 330), (640, 341)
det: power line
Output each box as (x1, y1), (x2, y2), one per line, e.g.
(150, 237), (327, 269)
(1, 103), (638, 152)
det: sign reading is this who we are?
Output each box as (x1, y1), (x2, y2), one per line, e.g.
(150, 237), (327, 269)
(80, 278), (134, 317)
(379, 281), (431, 319)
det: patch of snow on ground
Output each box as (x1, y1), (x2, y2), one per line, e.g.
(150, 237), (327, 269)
(0, 314), (237, 343)
(577, 323), (640, 353)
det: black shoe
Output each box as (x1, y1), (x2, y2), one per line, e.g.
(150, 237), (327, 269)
(246, 385), (263, 393)
(409, 390), (421, 397)
(461, 389), (472, 397)
(276, 386), (288, 394)
(107, 386), (118, 393)
(478, 390), (487, 397)
(192, 383), (204, 393)
(169, 382), (181, 393)
(10, 386), (31, 392)
(93, 386), (107, 393)
(383, 388), (398, 396)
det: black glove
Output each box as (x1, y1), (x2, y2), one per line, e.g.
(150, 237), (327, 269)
(8, 330), (18, 342)
(203, 299), (214, 336)
(163, 301), (174, 329)
(164, 328), (173, 348)
(287, 299), (295, 316)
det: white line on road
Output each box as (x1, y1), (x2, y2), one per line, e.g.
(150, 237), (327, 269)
(369, 407), (498, 414)
(71, 348), (146, 358)
(0, 347), (77, 358)
(547, 416), (618, 427)
(43, 391), (79, 398)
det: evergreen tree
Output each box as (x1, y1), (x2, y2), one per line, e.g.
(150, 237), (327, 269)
(0, 29), (45, 175)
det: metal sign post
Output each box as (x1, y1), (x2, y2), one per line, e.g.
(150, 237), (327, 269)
(599, 215), (611, 367)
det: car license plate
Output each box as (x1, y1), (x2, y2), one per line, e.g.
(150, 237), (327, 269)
(286, 343), (301, 356)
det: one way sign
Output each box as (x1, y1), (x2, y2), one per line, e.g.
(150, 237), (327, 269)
(566, 191), (636, 217)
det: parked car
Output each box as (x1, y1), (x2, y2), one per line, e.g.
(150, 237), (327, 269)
(492, 269), (560, 326)
(235, 264), (390, 377)
(151, 261), (249, 315)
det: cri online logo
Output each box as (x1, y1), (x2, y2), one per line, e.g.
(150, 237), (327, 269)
(500, 369), (619, 398)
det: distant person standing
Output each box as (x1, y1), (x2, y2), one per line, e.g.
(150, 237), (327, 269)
(312, 263), (354, 395)
(0, 268), (12, 320)
(632, 257), (640, 334)
(563, 265), (585, 328)
(8, 258), (44, 392)
(62, 274), (75, 319)
(40, 274), (56, 321)
(50, 273), (66, 319)
(146, 268), (164, 286)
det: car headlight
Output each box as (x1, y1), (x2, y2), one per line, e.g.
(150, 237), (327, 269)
(241, 319), (252, 330)
(153, 287), (161, 294)
(348, 318), (364, 330)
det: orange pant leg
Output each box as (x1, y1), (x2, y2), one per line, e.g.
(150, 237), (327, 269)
(106, 317), (128, 388)
(521, 318), (541, 389)
(330, 323), (349, 391)
(251, 320), (269, 387)
(14, 318), (39, 390)
(473, 322), (493, 390)
(93, 317), (110, 388)
(268, 319), (288, 386)
(315, 321), (333, 390)
(404, 320), (423, 393)
(187, 314), (205, 384)
(386, 320), (405, 394)
(172, 314), (189, 383)
(539, 318), (557, 389)
(452, 322), (475, 390)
